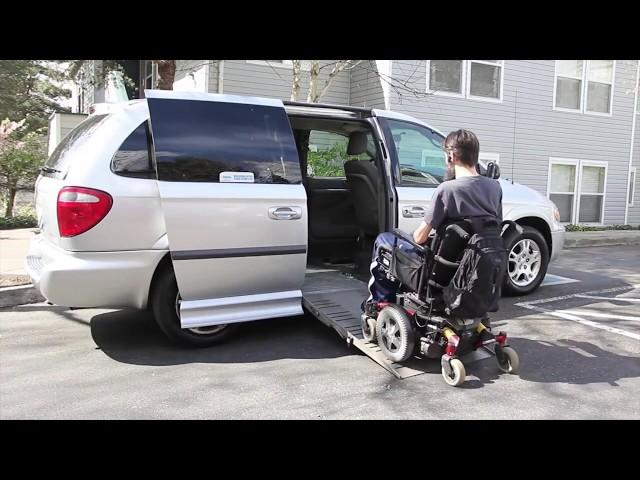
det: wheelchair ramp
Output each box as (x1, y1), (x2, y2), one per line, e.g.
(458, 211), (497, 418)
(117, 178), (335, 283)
(302, 269), (494, 379)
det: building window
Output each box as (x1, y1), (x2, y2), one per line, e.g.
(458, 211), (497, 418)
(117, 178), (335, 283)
(554, 60), (615, 115)
(427, 60), (504, 102)
(629, 167), (637, 207)
(142, 60), (157, 92)
(548, 158), (607, 224)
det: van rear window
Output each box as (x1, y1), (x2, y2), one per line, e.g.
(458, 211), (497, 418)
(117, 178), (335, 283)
(43, 114), (109, 178)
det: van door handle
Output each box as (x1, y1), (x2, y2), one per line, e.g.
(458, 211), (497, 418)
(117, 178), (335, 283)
(402, 206), (426, 218)
(269, 206), (302, 220)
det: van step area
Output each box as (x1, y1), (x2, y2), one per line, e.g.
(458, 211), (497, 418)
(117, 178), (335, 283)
(302, 269), (493, 379)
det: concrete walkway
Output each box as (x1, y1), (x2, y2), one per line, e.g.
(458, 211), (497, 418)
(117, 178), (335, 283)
(0, 228), (36, 286)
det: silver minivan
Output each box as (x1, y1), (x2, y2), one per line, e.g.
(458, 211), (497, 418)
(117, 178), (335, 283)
(27, 90), (565, 347)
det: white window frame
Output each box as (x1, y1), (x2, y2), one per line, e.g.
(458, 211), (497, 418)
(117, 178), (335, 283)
(479, 152), (500, 165)
(141, 60), (158, 93)
(547, 157), (608, 225)
(246, 60), (311, 71)
(553, 60), (615, 117)
(426, 60), (504, 103)
(548, 158), (579, 224)
(629, 167), (637, 207)
(577, 160), (608, 225)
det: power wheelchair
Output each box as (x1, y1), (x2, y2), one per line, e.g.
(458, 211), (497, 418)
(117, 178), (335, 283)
(361, 218), (522, 387)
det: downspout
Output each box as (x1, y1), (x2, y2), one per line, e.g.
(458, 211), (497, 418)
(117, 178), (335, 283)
(624, 60), (639, 224)
(218, 60), (224, 94)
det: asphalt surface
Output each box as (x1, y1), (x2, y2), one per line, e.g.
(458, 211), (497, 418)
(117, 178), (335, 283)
(1, 245), (638, 419)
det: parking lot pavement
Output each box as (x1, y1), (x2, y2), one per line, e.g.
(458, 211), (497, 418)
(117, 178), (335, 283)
(1, 245), (639, 419)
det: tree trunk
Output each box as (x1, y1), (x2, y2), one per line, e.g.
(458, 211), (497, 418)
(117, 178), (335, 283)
(5, 186), (16, 218)
(306, 61), (320, 102)
(154, 60), (177, 90)
(291, 60), (302, 101)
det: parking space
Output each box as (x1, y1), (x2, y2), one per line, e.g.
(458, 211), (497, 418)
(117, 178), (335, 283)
(516, 285), (640, 342)
(1, 245), (639, 419)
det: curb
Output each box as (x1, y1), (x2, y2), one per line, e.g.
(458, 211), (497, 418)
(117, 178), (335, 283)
(564, 234), (640, 248)
(0, 284), (45, 308)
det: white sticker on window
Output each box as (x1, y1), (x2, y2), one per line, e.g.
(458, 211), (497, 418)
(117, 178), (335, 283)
(219, 172), (255, 183)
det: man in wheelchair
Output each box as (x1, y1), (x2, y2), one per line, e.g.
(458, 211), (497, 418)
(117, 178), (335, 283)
(361, 129), (521, 386)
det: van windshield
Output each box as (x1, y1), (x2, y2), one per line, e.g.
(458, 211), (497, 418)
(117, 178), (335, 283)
(42, 114), (110, 178)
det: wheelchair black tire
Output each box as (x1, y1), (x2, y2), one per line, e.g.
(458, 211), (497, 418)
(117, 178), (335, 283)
(375, 305), (416, 363)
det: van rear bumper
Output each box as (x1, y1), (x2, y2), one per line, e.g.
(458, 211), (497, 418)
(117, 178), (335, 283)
(26, 233), (167, 309)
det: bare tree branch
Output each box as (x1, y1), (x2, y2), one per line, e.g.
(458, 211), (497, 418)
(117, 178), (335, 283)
(291, 61), (302, 101)
(306, 61), (321, 102)
(315, 60), (363, 102)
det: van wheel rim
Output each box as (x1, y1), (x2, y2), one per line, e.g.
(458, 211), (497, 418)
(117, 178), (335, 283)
(174, 293), (228, 335)
(508, 238), (541, 287)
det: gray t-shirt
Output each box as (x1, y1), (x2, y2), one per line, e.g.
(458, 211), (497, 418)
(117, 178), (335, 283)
(423, 175), (503, 229)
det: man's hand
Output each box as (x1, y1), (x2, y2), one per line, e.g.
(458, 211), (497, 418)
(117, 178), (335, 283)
(413, 221), (432, 245)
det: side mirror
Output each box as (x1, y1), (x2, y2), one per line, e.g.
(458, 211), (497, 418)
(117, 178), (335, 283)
(486, 162), (500, 179)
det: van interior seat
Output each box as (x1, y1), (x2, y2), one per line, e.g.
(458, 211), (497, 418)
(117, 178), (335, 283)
(344, 131), (379, 237)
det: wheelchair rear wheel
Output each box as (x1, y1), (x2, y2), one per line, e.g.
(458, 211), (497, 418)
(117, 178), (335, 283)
(376, 305), (416, 362)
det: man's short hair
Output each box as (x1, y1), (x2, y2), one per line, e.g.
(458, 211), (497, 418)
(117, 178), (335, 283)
(444, 129), (480, 167)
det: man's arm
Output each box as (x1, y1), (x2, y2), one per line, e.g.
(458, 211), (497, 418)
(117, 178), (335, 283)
(413, 221), (432, 245)
(414, 183), (447, 244)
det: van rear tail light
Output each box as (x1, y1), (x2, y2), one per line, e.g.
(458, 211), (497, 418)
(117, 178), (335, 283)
(57, 187), (113, 237)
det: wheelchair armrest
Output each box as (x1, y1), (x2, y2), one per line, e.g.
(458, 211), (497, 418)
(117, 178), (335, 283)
(434, 255), (459, 268)
(390, 228), (426, 253)
(501, 220), (523, 234)
(444, 223), (471, 240)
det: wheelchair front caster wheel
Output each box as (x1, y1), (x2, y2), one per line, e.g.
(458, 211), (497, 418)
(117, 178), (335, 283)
(441, 358), (466, 387)
(495, 345), (520, 374)
(361, 316), (377, 343)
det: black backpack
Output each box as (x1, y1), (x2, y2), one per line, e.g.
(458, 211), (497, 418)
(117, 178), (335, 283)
(442, 219), (508, 318)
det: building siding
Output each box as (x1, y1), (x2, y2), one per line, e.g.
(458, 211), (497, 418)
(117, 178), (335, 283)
(388, 60), (640, 225)
(217, 60), (350, 104)
(627, 99), (640, 224)
(349, 61), (386, 108)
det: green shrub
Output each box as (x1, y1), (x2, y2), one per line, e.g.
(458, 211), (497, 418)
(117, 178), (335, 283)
(0, 214), (37, 229)
(565, 223), (640, 232)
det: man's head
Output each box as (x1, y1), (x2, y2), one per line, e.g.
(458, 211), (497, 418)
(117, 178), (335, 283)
(443, 129), (480, 168)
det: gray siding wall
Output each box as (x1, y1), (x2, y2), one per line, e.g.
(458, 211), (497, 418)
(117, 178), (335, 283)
(208, 61), (219, 93)
(628, 104), (640, 224)
(388, 60), (639, 225)
(217, 60), (350, 104)
(349, 61), (386, 108)
(60, 114), (87, 138)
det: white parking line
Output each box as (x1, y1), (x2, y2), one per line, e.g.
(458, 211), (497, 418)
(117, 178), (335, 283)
(515, 284), (640, 341)
(517, 303), (640, 341)
(515, 284), (640, 307)
(540, 274), (580, 287)
(574, 295), (640, 303)
(560, 310), (640, 322)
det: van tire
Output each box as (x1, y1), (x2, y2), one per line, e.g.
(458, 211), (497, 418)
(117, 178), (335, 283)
(151, 268), (237, 348)
(502, 226), (549, 296)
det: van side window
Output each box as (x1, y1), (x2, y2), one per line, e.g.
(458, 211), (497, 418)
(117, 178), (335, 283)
(383, 119), (445, 187)
(111, 121), (154, 178)
(150, 100), (302, 184)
